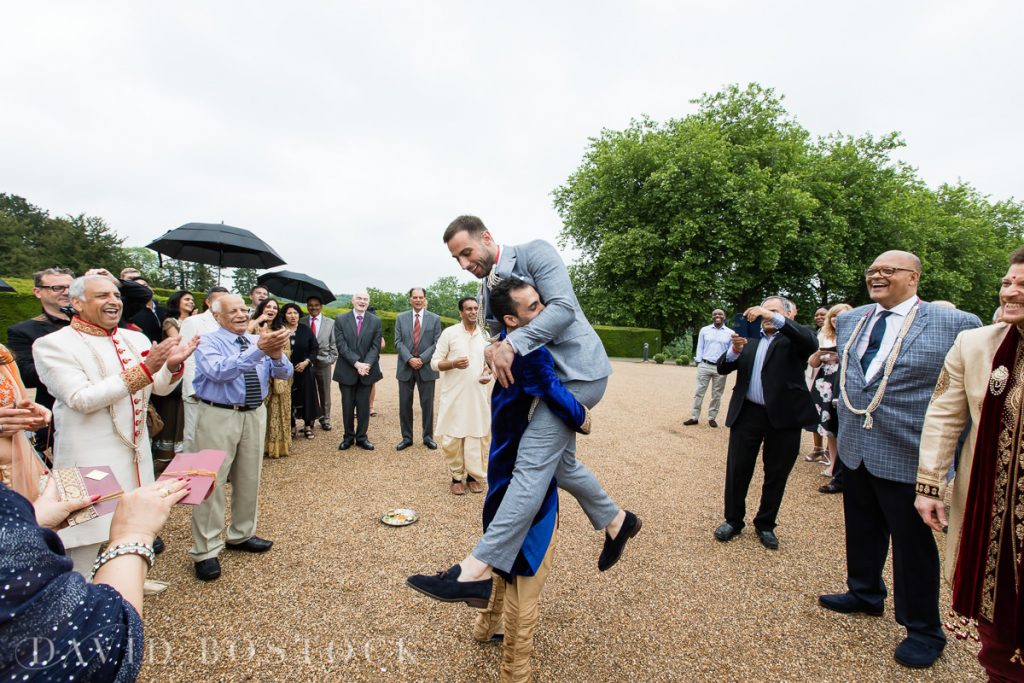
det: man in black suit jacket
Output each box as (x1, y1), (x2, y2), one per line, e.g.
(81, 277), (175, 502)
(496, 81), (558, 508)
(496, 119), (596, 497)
(714, 296), (818, 549)
(333, 290), (383, 450)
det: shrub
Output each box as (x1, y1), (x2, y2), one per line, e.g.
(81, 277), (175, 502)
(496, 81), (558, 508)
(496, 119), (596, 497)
(663, 333), (694, 359)
(594, 325), (661, 358)
(677, 354), (693, 365)
(653, 353), (666, 364)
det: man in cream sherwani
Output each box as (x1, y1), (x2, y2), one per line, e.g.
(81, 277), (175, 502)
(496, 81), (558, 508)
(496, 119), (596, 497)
(34, 272), (198, 576)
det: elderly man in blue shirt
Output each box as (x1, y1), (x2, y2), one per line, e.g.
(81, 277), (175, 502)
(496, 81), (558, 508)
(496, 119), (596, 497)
(189, 294), (293, 582)
(685, 308), (733, 428)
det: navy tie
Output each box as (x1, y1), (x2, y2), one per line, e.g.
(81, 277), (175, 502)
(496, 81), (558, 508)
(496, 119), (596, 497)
(236, 336), (262, 408)
(860, 311), (892, 373)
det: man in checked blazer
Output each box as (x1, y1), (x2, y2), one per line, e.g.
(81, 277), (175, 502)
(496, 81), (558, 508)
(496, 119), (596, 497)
(818, 250), (980, 670)
(394, 287), (442, 451)
(333, 290), (383, 451)
(301, 296), (338, 431)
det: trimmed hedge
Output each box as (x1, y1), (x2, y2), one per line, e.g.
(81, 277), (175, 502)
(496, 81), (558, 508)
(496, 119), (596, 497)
(0, 278), (661, 358)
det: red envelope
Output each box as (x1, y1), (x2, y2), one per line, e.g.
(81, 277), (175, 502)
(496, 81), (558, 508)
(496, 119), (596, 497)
(51, 466), (123, 526)
(156, 450), (227, 505)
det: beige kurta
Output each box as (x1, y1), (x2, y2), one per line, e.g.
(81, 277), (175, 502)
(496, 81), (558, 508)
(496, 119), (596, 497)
(34, 317), (181, 548)
(431, 323), (491, 438)
(917, 322), (1009, 583)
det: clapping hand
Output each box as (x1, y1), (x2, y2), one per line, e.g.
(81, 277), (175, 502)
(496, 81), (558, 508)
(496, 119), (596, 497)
(166, 335), (200, 372)
(144, 336), (179, 374)
(257, 327), (291, 359)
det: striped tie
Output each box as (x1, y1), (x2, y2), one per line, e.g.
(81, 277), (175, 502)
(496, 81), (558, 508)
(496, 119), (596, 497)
(236, 335), (262, 408)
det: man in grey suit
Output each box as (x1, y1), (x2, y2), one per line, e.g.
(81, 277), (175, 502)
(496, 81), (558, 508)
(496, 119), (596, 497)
(333, 290), (383, 451)
(407, 215), (640, 608)
(394, 287), (442, 451)
(818, 250), (980, 669)
(301, 296), (338, 431)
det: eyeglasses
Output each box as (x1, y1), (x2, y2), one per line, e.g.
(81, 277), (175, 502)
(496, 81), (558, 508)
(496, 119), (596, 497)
(37, 285), (70, 293)
(864, 267), (917, 278)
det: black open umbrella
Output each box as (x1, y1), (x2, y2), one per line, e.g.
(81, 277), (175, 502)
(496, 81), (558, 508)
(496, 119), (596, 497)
(257, 270), (335, 304)
(0, 278), (15, 293)
(146, 222), (286, 269)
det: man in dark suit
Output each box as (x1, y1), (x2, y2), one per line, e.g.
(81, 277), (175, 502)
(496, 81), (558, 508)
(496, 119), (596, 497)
(333, 290), (383, 451)
(394, 287), (442, 451)
(714, 295), (818, 550)
(6, 267), (74, 456)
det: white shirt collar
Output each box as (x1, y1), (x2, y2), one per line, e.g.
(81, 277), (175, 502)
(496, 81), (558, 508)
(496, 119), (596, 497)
(874, 295), (918, 318)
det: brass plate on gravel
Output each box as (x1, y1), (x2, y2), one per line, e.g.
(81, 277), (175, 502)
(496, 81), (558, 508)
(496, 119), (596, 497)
(381, 508), (419, 526)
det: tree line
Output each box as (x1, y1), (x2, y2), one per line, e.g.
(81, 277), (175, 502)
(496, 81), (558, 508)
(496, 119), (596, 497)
(553, 83), (1023, 343)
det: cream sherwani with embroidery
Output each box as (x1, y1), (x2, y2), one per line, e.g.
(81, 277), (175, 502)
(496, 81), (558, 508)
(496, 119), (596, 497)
(34, 317), (182, 551)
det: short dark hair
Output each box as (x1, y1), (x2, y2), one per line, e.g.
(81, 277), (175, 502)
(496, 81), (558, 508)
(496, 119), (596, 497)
(280, 302), (303, 321)
(443, 215), (487, 244)
(250, 284), (268, 295)
(458, 296), (477, 312)
(1011, 247), (1024, 265)
(489, 276), (532, 323)
(408, 287), (427, 298)
(33, 267), (73, 286)
(254, 298), (284, 330)
(307, 295), (322, 305)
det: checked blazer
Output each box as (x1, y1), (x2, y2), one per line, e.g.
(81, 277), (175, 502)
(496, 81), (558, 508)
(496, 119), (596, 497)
(835, 301), (980, 484)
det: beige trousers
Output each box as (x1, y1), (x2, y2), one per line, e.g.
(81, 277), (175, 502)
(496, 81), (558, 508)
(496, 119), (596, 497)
(473, 527), (557, 683)
(182, 395), (199, 450)
(441, 434), (489, 482)
(189, 402), (266, 562)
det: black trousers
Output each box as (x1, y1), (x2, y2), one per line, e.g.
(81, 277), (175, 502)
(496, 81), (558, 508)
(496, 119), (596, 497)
(339, 382), (372, 440)
(724, 401), (801, 532)
(842, 463), (946, 648)
(398, 371), (435, 441)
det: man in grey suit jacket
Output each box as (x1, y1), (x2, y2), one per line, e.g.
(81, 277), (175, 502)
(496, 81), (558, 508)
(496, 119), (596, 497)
(394, 287), (442, 451)
(301, 296), (338, 431)
(818, 250), (980, 670)
(407, 215), (640, 609)
(332, 290), (383, 451)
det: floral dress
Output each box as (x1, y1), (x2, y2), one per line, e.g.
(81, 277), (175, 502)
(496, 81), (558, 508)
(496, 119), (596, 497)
(813, 352), (840, 437)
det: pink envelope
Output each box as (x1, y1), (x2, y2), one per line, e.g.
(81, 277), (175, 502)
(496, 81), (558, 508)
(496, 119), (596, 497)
(52, 466), (122, 526)
(156, 450), (227, 505)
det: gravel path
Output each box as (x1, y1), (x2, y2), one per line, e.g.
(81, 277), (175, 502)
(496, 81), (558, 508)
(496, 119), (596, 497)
(139, 357), (983, 682)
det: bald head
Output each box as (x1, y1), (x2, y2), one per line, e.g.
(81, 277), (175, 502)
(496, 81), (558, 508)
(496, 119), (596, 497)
(351, 290), (370, 314)
(867, 250), (921, 309)
(212, 294), (251, 334)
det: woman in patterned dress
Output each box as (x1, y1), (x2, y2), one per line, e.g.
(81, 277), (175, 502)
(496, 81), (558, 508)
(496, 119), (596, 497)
(255, 299), (291, 457)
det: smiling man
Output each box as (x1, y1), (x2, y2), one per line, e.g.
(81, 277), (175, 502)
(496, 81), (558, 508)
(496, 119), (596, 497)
(915, 248), (1024, 679)
(818, 250), (980, 669)
(33, 274), (199, 576)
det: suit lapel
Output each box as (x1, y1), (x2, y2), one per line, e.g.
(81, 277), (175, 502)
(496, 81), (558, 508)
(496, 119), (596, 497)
(498, 244), (518, 279)
(845, 308), (873, 385)
(894, 304), (929, 362)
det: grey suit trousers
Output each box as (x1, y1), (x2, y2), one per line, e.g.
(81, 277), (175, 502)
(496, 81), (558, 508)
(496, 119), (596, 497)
(399, 370), (435, 440)
(473, 377), (618, 572)
(313, 362), (333, 422)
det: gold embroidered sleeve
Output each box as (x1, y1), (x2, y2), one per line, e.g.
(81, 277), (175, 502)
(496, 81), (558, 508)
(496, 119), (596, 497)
(930, 368), (950, 403)
(915, 481), (943, 500)
(121, 364), (153, 394)
(917, 335), (969, 501)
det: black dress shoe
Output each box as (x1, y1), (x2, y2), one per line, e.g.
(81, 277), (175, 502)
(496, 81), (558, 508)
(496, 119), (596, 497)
(320, 420), (332, 432)
(756, 529), (779, 550)
(395, 438), (414, 451)
(423, 437), (438, 450)
(356, 437), (374, 450)
(194, 558), (221, 581)
(683, 418), (698, 426)
(153, 536), (165, 555)
(406, 564), (492, 608)
(894, 637), (944, 669)
(598, 510), (642, 571)
(225, 536), (274, 553)
(708, 419), (719, 428)
(714, 521), (741, 542)
(339, 438), (354, 450)
(818, 592), (884, 616)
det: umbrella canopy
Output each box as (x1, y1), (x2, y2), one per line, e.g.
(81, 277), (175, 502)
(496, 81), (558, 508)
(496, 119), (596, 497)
(257, 270), (335, 304)
(146, 222), (286, 269)
(0, 278), (15, 293)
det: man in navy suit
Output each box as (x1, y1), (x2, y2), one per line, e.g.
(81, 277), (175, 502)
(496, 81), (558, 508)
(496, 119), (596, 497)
(713, 296), (818, 550)
(819, 250), (980, 669)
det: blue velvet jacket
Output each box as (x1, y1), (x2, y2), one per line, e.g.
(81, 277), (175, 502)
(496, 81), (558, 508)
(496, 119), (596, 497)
(482, 340), (590, 579)
(0, 484), (143, 681)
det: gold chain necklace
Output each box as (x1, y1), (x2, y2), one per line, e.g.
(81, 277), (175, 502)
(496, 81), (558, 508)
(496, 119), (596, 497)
(74, 328), (147, 460)
(839, 304), (920, 430)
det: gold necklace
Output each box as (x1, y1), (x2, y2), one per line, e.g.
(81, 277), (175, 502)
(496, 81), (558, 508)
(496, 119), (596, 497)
(839, 304), (920, 429)
(74, 328), (147, 460)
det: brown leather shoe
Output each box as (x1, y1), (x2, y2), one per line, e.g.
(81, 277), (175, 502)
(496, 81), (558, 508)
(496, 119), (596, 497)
(450, 481), (466, 495)
(466, 479), (484, 494)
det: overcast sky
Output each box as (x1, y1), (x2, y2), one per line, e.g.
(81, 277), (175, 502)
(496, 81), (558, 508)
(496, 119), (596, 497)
(2, 1), (1020, 296)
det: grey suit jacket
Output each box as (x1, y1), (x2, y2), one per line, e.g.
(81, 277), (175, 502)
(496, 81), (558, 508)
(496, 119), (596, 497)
(394, 309), (441, 382)
(332, 311), (384, 386)
(483, 239), (612, 383)
(836, 301), (980, 483)
(300, 314), (338, 367)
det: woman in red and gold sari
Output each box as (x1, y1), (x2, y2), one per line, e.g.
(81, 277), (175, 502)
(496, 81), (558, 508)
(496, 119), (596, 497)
(0, 343), (50, 501)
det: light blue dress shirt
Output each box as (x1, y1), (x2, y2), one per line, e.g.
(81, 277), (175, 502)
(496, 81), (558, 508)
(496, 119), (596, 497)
(724, 313), (787, 406)
(193, 327), (293, 406)
(695, 323), (734, 364)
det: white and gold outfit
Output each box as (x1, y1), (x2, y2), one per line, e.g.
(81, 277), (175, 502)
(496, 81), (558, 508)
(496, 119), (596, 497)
(33, 316), (182, 574)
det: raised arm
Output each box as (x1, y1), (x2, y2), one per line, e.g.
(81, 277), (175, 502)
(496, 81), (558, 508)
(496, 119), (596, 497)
(504, 241), (578, 356)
